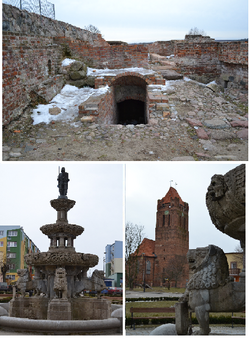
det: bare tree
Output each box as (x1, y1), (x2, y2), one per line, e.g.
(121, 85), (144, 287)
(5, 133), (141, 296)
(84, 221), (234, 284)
(125, 222), (145, 289)
(0, 254), (10, 282)
(162, 255), (187, 288)
(84, 24), (101, 35)
(188, 27), (206, 36)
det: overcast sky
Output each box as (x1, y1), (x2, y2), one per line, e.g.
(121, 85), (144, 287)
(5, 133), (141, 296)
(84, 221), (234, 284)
(51, 0), (248, 43)
(0, 163), (124, 272)
(126, 162), (245, 253)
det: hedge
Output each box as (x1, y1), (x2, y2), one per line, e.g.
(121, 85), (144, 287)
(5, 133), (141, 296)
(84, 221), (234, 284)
(126, 315), (245, 326)
(126, 297), (179, 302)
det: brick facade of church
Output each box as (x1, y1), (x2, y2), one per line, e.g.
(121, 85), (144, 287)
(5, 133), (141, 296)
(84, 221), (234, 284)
(134, 187), (189, 288)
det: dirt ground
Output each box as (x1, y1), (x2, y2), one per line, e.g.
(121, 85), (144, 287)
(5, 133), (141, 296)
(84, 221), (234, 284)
(3, 117), (247, 161)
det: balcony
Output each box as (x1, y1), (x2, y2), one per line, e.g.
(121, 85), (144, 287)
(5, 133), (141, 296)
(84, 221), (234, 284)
(229, 268), (241, 275)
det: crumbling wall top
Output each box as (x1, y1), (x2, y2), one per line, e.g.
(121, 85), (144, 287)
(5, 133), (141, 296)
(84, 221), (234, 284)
(2, 3), (108, 47)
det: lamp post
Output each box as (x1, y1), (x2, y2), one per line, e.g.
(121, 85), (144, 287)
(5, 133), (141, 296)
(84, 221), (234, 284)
(141, 253), (146, 292)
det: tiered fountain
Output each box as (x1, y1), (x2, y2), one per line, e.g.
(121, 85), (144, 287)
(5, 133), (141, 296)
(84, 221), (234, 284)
(1, 168), (122, 334)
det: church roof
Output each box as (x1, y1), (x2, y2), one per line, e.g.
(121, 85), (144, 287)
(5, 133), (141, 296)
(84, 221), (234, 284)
(134, 238), (156, 257)
(161, 186), (185, 206)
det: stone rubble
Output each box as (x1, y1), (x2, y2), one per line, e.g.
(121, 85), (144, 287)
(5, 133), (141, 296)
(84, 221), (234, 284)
(2, 69), (248, 161)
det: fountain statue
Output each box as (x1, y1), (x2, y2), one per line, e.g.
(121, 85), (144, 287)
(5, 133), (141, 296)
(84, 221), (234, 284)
(8, 168), (117, 329)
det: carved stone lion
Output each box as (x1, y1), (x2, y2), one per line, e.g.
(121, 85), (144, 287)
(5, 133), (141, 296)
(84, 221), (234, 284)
(53, 267), (67, 299)
(206, 164), (245, 248)
(179, 245), (245, 335)
(16, 268), (30, 297)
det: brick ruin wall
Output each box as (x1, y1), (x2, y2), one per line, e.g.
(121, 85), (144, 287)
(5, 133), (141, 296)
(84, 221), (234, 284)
(3, 32), (65, 125)
(174, 40), (248, 88)
(53, 37), (148, 69)
(2, 3), (248, 126)
(146, 39), (248, 88)
(2, 4), (148, 125)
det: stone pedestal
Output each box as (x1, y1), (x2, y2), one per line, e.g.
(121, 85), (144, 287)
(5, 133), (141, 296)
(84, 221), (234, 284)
(9, 297), (49, 319)
(175, 302), (190, 335)
(48, 299), (72, 320)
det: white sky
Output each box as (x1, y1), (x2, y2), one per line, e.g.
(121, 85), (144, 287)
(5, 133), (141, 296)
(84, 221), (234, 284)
(125, 162), (246, 253)
(51, 0), (248, 43)
(0, 163), (124, 272)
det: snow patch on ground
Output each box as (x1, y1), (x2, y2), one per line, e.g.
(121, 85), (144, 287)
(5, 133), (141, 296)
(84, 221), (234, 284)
(32, 85), (109, 125)
(148, 80), (176, 92)
(61, 58), (76, 67)
(87, 67), (155, 77)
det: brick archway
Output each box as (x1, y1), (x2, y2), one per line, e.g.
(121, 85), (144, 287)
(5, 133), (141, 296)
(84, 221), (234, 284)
(110, 74), (149, 125)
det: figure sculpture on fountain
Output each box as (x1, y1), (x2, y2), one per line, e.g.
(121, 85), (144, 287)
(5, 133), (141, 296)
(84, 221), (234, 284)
(57, 167), (70, 199)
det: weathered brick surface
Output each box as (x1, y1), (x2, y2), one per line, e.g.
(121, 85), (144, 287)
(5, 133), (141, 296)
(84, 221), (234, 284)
(173, 40), (248, 87)
(53, 37), (148, 69)
(147, 41), (175, 56)
(3, 3), (108, 47)
(2, 32), (63, 125)
(154, 188), (189, 287)
(2, 4), (149, 125)
(131, 187), (189, 288)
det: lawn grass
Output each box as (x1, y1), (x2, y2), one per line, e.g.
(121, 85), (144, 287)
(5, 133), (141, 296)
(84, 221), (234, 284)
(127, 287), (186, 294)
(126, 300), (175, 318)
(126, 300), (245, 320)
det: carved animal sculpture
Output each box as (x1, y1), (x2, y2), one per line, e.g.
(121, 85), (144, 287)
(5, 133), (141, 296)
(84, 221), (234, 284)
(206, 164), (245, 248)
(16, 268), (30, 297)
(74, 269), (106, 298)
(179, 245), (245, 335)
(26, 268), (47, 296)
(53, 267), (67, 299)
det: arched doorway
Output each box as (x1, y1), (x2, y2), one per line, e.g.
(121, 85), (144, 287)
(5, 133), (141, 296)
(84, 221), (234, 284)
(111, 75), (148, 125)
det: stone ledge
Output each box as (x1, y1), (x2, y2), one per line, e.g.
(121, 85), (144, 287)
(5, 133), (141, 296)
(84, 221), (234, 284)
(0, 316), (121, 335)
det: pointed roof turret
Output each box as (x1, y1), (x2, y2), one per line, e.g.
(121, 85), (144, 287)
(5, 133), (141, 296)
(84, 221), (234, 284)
(161, 186), (185, 206)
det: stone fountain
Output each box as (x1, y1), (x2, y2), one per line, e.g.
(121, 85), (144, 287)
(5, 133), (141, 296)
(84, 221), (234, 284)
(2, 168), (122, 334)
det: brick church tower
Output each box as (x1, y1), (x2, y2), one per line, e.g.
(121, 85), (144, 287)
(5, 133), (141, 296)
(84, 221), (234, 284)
(127, 186), (189, 288)
(154, 186), (189, 287)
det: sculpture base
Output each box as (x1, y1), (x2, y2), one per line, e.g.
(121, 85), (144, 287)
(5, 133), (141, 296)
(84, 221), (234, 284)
(9, 297), (111, 320)
(9, 297), (49, 319)
(47, 298), (71, 320)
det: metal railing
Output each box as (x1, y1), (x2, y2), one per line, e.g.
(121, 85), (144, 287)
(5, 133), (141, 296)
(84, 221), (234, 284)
(229, 268), (241, 275)
(3, 0), (55, 19)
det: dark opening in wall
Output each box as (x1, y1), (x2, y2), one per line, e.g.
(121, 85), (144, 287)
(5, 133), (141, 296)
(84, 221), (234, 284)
(117, 99), (146, 125)
(48, 60), (52, 76)
(112, 75), (149, 125)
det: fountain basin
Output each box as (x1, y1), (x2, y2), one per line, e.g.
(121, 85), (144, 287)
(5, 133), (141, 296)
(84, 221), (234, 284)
(0, 316), (121, 335)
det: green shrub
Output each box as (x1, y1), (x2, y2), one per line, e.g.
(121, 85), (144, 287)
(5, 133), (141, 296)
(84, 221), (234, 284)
(0, 296), (12, 303)
(126, 297), (179, 303)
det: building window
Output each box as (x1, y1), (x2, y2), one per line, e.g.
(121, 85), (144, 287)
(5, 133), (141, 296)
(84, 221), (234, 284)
(8, 231), (18, 237)
(146, 260), (151, 274)
(6, 275), (16, 281)
(231, 262), (237, 268)
(7, 242), (17, 247)
(0, 241), (3, 247)
(9, 263), (16, 270)
(7, 253), (16, 258)
(0, 230), (4, 236)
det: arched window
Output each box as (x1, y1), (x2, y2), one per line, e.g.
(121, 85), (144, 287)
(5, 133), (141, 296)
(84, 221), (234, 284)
(48, 60), (52, 76)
